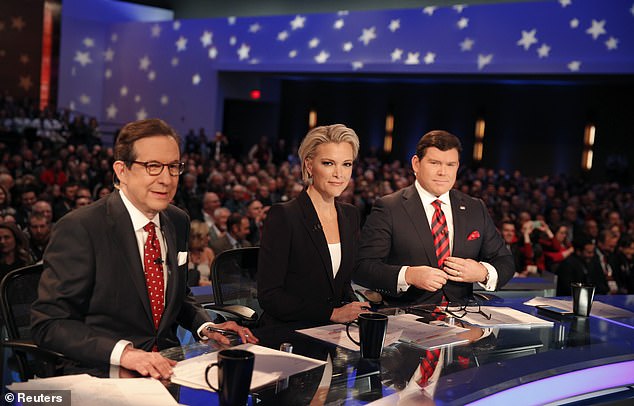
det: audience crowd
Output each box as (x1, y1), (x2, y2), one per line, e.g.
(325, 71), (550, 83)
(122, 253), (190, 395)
(1, 97), (633, 295)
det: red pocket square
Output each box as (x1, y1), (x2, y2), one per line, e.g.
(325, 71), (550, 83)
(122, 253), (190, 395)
(467, 230), (480, 241)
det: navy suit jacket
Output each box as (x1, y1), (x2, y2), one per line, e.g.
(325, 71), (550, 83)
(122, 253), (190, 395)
(31, 190), (210, 366)
(257, 190), (359, 325)
(355, 185), (514, 305)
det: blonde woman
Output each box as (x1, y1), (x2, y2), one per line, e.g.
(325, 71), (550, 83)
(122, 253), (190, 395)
(257, 124), (369, 326)
(188, 220), (215, 286)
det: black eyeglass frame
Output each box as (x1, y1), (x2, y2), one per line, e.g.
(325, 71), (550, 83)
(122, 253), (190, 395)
(444, 299), (492, 320)
(127, 160), (185, 176)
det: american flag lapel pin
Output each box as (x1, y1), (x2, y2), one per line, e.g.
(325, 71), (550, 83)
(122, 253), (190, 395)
(459, 205), (466, 210)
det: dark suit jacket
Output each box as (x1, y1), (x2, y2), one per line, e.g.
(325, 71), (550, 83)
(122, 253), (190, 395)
(257, 190), (359, 325)
(355, 185), (514, 305)
(31, 190), (211, 366)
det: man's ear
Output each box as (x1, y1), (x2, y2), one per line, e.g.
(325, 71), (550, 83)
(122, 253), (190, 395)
(113, 161), (126, 185)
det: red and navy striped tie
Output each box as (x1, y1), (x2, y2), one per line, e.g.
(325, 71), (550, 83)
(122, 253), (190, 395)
(431, 199), (450, 268)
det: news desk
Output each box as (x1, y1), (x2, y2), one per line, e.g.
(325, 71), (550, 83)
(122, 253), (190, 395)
(4, 296), (634, 405)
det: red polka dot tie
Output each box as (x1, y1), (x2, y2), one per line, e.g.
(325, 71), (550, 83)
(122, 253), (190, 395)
(143, 222), (164, 335)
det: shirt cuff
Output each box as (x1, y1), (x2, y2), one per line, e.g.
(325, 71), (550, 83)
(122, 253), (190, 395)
(197, 322), (215, 340)
(477, 262), (498, 291)
(397, 266), (410, 293)
(110, 339), (132, 366)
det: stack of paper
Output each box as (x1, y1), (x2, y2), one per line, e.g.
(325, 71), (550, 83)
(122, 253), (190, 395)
(524, 297), (634, 318)
(456, 306), (554, 328)
(171, 343), (326, 391)
(7, 374), (178, 406)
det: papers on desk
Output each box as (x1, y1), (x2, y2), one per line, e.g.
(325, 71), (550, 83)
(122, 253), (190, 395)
(171, 343), (326, 392)
(7, 374), (178, 406)
(524, 297), (634, 318)
(297, 314), (471, 350)
(456, 306), (554, 328)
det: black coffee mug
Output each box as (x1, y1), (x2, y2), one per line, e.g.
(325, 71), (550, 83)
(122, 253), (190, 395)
(205, 349), (255, 406)
(346, 312), (388, 359)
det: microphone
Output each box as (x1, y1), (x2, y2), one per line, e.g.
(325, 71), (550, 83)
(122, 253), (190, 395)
(154, 257), (164, 265)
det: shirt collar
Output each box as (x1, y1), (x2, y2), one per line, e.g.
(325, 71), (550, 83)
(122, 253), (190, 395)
(119, 189), (161, 231)
(414, 180), (451, 208)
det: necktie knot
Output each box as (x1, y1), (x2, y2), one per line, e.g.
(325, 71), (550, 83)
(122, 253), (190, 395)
(432, 199), (442, 211)
(144, 222), (156, 233)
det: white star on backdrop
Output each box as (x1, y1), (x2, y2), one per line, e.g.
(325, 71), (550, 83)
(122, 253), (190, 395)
(148, 71), (156, 81)
(517, 29), (538, 51)
(351, 61), (364, 70)
(79, 94), (91, 105)
(103, 48), (114, 61)
(453, 5), (466, 13)
(83, 38), (95, 48)
(289, 50), (298, 58)
(457, 17), (469, 30)
(308, 38), (320, 48)
(120, 86), (128, 96)
(11, 17), (25, 31)
(249, 23), (261, 33)
(151, 24), (161, 38)
(18, 75), (32, 91)
(567, 60), (581, 72)
(460, 38), (474, 51)
(337, 10), (349, 16)
(74, 51), (92, 67)
(237, 43), (250, 60)
(343, 42), (353, 52)
(160, 95), (169, 105)
(176, 36), (187, 51)
(423, 52), (436, 65)
(277, 31), (289, 41)
(192, 74), (201, 85)
(405, 52), (420, 65)
(134, 95), (141, 103)
(423, 7), (436, 16)
(136, 108), (147, 120)
(333, 19), (344, 30)
(171, 57), (179, 66)
(605, 37), (618, 50)
(570, 19), (579, 29)
(290, 15), (306, 30)
(139, 55), (151, 71)
(586, 19), (606, 40)
(104, 69), (112, 79)
(110, 33), (118, 42)
(391, 48), (403, 62)
(106, 103), (118, 119)
(388, 20), (400, 32)
(208, 47), (218, 59)
(229, 36), (237, 46)
(559, 0), (572, 7)
(537, 44), (551, 58)
(173, 21), (181, 30)
(200, 31), (213, 47)
(69, 101), (75, 110)
(315, 51), (330, 64)
(359, 27), (377, 46)
(478, 54), (493, 70)
(227, 17), (236, 25)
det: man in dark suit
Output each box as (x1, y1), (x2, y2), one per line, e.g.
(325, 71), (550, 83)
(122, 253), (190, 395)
(355, 130), (514, 305)
(32, 119), (256, 380)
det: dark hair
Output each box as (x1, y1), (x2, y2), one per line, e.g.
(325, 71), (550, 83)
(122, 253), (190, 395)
(114, 119), (181, 164)
(227, 213), (246, 233)
(572, 234), (594, 251)
(617, 234), (633, 249)
(415, 130), (463, 159)
(0, 223), (34, 266)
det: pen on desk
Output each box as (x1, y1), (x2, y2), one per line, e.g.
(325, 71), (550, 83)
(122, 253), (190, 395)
(206, 325), (240, 337)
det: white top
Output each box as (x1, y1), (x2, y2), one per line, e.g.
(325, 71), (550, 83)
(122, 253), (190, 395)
(328, 242), (342, 278)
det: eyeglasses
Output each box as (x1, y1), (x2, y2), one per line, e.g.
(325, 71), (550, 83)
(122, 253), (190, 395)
(128, 160), (185, 176)
(444, 299), (491, 320)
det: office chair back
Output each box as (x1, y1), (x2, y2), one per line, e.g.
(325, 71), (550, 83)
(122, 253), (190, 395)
(208, 247), (262, 324)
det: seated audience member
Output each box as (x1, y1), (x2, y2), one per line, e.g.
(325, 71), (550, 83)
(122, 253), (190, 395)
(257, 124), (368, 326)
(31, 119), (256, 379)
(0, 184), (16, 218)
(0, 222), (34, 280)
(556, 235), (608, 296)
(245, 199), (265, 246)
(32, 200), (54, 224)
(209, 213), (251, 255)
(208, 206), (230, 242)
(539, 223), (574, 274)
(595, 229), (620, 294)
(500, 220), (538, 277)
(27, 212), (52, 261)
(613, 234), (634, 294)
(188, 220), (215, 286)
(355, 130), (514, 305)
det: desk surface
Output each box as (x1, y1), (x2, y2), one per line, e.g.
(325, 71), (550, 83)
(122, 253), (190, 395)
(4, 295), (634, 405)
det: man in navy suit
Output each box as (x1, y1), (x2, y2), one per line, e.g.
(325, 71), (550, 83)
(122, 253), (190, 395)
(355, 130), (514, 305)
(32, 119), (257, 379)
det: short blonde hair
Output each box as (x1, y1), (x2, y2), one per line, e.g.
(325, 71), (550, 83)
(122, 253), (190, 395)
(297, 124), (360, 183)
(190, 220), (210, 240)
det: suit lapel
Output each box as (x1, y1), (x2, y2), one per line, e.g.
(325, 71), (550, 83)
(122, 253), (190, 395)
(158, 211), (178, 330)
(450, 190), (467, 258)
(298, 190), (335, 291)
(335, 202), (351, 284)
(106, 191), (153, 325)
(401, 185), (436, 265)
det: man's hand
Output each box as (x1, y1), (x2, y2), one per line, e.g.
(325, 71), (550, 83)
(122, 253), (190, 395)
(405, 266), (448, 291)
(202, 320), (259, 345)
(330, 301), (370, 323)
(443, 257), (487, 283)
(119, 346), (176, 380)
